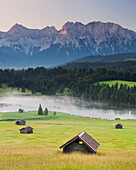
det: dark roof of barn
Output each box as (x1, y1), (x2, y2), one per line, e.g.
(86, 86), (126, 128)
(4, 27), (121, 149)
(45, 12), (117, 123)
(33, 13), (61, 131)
(60, 131), (100, 153)
(20, 126), (33, 130)
(115, 123), (123, 127)
(16, 119), (26, 124)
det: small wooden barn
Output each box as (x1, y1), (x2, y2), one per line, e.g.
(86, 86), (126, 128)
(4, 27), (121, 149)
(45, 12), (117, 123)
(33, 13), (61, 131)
(20, 126), (33, 134)
(60, 131), (100, 154)
(115, 123), (123, 129)
(16, 119), (26, 125)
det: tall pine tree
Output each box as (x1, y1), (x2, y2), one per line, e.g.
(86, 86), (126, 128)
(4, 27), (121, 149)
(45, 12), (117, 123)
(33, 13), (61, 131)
(38, 104), (43, 115)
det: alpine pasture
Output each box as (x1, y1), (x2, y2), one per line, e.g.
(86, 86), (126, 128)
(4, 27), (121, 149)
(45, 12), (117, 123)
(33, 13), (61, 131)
(0, 111), (135, 169)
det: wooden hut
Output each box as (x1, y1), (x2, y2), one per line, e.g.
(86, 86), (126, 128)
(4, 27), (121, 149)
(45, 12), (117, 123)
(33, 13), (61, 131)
(16, 119), (26, 125)
(60, 131), (100, 154)
(115, 123), (123, 129)
(20, 126), (33, 134)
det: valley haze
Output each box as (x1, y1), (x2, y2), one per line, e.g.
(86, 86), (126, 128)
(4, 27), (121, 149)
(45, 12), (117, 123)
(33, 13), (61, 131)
(0, 21), (136, 68)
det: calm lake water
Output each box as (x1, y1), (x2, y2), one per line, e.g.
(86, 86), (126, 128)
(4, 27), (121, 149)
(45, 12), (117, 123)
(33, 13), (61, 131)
(0, 95), (136, 120)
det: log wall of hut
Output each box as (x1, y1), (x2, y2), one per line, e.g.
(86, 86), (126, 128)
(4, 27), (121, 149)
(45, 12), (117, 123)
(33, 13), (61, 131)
(20, 129), (27, 134)
(16, 121), (22, 125)
(20, 129), (33, 134)
(16, 120), (26, 125)
(115, 124), (123, 129)
(63, 139), (94, 154)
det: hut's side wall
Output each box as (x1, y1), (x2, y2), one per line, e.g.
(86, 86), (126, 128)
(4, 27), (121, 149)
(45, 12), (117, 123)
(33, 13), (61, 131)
(20, 129), (33, 134)
(16, 121), (21, 125)
(115, 125), (122, 129)
(63, 142), (94, 154)
(16, 121), (25, 125)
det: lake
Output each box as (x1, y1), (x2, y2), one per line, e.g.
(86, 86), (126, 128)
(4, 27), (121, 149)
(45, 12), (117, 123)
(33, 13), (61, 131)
(0, 95), (136, 120)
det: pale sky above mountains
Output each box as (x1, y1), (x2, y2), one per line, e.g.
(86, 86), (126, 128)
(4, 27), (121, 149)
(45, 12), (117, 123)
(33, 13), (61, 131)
(0, 0), (135, 32)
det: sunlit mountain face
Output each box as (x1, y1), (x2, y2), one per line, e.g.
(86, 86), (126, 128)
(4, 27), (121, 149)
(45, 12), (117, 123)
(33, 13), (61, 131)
(0, 21), (136, 68)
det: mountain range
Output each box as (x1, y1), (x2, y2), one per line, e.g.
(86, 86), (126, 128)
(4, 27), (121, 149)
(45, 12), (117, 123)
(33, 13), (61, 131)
(0, 21), (136, 68)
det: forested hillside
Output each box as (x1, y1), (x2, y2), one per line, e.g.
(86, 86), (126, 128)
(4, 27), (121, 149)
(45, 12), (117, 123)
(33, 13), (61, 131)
(70, 53), (136, 63)
(1, 67), (136, 105)
(63, 60), (136, 72)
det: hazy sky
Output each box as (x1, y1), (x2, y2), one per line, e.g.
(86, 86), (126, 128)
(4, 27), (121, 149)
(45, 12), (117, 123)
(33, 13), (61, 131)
(0, 0), (135, 32)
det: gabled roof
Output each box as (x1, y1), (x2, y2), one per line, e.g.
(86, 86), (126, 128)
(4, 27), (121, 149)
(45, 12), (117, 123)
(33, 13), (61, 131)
(116, 123), (123, 126)
(60, 131), (100, 153)
(17, 119), (26, 124)
(20, 126), (33, 130)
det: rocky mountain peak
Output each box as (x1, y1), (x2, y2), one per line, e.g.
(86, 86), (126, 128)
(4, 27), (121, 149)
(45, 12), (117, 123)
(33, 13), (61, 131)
(8, 23), (27, 34)
(0, 21), (136, 68)
(62, 21), (75, 31)
(62, 21), (85, 29)
(42, 26), (57, 35)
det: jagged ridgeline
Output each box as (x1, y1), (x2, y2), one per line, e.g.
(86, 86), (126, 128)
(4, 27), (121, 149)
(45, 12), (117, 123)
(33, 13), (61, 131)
(0, 21), (136, 68)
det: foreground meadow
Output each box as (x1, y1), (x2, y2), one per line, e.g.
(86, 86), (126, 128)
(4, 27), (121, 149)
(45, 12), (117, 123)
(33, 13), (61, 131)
(0, 111), (136, 170)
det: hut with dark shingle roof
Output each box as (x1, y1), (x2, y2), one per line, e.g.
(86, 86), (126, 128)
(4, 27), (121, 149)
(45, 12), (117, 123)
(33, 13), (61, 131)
(16, 119), (26, 125)
(115, 123), (123, 129)
(60, 131), (100, 154)
(20, 126), (33, 134)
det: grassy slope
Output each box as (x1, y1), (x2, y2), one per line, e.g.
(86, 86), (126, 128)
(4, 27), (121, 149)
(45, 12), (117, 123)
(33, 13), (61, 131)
(56, 88), (72, 96)
(0, 87), (32, 95)
(96, 80), (136, 87)
(0, 111), (136, 169)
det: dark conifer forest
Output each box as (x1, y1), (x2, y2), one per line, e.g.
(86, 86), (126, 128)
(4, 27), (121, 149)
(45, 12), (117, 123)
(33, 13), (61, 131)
(0, 67), (136, 105)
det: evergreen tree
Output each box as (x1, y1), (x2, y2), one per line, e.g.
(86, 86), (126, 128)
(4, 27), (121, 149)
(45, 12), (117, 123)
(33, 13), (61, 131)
(18, 108), (24, 113)
(128, 94), (135, 105)
(53, 111), (56, 115)
(21, 86), (25, 93)
(44, 108), (48, 116)
(98, 86), (109, 101)
(38, 104), (43, 115)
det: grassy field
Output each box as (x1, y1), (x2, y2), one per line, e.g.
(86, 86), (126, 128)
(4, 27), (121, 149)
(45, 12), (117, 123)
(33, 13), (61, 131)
(0, 85), (42, 96)
(0, 87), (32, 95)
(95, 80), (136, 87)
(0, 111), (136, 169)
(56, 88), (72, 96)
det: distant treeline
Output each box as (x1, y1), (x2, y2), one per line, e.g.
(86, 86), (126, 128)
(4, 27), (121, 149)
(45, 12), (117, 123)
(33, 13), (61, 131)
(63, 60), (136, 72)
(0, 67), (136, 105)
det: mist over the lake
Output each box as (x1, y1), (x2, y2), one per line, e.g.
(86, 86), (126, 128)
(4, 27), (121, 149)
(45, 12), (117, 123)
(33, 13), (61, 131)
(0, 94), (136, 120)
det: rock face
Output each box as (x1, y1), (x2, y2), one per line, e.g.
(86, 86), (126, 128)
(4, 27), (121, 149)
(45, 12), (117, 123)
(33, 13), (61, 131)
(0, 21), (136, 68)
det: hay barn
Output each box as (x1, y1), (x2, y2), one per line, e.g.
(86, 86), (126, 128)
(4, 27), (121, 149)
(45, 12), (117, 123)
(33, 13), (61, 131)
(16, 119), (26, 125)
(115, 123), (123, 129)
(20, 126), (33, 134)
(60, 131), (100, 154)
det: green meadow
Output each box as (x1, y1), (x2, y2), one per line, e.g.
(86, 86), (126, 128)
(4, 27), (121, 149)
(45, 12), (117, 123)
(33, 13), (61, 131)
(0, 111), (136, 169)
(0, 87), (32, 95)
(96, 80), (136, 87)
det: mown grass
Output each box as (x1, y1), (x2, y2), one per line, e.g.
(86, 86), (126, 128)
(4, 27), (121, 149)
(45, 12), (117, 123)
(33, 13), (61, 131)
(0, 87), (32, 95)
(95, 80), (136, 87)
(0, 111), (82, 121)
(0, 111), (136, 169)
(0, 86), (42, 96)
(56, 88), (72, 96)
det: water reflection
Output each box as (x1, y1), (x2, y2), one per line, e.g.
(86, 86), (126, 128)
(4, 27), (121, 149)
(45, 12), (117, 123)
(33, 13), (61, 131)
(0, 95), (136, 120)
